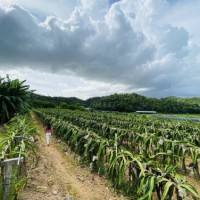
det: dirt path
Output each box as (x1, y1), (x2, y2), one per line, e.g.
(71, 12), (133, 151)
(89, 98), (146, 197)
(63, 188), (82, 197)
(18, 114), (126, 200)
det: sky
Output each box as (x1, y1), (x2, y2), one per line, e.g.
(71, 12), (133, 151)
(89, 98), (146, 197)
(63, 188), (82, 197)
(0, 0), (200, 100)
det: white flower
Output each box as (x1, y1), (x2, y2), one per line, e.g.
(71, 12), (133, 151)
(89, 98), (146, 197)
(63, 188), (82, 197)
(29, 136), (34, 142)
(92, 155), (98, 161)
(158, 139), (163, 145)
(84, 135), (89, 139)
(178, 188), (187, 198)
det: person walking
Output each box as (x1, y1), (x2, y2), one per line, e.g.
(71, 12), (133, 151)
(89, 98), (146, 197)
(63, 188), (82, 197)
(45, 123), (53, 146)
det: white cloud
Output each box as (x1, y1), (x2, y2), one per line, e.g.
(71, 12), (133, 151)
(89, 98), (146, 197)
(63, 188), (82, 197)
(79, 0), (109, 19)
(0, 0), (200, 98)
(0, 68), (136, 99)
(163, 0), (200, 45)
(0, 0), (77, 19)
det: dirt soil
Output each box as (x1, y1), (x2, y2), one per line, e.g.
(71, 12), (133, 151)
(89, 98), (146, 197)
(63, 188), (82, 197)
(18, 114), (126, 200)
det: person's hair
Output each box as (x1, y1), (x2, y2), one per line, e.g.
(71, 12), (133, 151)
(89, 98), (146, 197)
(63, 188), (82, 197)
(47, 123), (51, 129)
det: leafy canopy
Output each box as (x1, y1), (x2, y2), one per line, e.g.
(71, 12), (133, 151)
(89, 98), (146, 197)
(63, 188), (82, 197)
(0, 75), (33, 123)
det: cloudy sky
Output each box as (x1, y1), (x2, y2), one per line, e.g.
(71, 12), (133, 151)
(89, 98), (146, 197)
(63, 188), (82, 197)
(0, 0), (200, 99)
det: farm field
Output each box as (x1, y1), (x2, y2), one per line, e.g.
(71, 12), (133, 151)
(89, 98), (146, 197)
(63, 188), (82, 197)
(1, 0), (200, 199)
(18, 113), (124, 200)
(33, 108), (200, 200)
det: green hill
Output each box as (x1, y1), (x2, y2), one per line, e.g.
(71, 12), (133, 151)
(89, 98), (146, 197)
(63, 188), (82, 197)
(31, 93), (200, 114)
(31, 93), (85, 110)
(88, 93), (200, 114)
(176, 97), (200, 106)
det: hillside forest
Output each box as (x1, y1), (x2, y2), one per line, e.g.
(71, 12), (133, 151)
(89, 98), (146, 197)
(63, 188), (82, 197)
(31, 93), (200, 114)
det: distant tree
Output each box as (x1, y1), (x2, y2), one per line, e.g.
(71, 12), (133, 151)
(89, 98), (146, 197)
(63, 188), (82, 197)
(89, 93), (200, 114)
(32, 100), (57, 108)
(0, 75), (33, 123)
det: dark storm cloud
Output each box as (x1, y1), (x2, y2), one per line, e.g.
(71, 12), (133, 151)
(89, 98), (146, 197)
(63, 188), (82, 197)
(0, 4), (155, 82)
(0, 0), (199, 98)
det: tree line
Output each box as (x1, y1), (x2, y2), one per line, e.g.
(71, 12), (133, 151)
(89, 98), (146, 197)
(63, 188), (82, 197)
(31, 92), (200, 114)
(1, 75), (200, 123)
(0, 76), (32, 123)
(89, 93), (200, 114)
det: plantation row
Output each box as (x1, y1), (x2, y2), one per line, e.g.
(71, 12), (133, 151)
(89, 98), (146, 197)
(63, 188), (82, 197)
(0, 114), (37, 199)
(36, 109), (200, 176)
(35, 109), (200, 200)
(40, 109), (200, 144)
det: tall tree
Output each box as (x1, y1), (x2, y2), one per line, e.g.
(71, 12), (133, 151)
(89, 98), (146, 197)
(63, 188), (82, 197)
(0, 75), (33, 123)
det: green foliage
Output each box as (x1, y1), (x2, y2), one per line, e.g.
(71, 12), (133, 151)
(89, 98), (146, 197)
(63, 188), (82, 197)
(177, 97), (200, 106)
(89, 93), (200, 114)
(35, 108), (200, 199)
(31, 93), (85, 109)
(0, 114), (37, 159)
(0, 114), (37, 199)
(31, 92), (200, 114)
(0, 76), (33, 123)
(14, 177), (28, 196)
